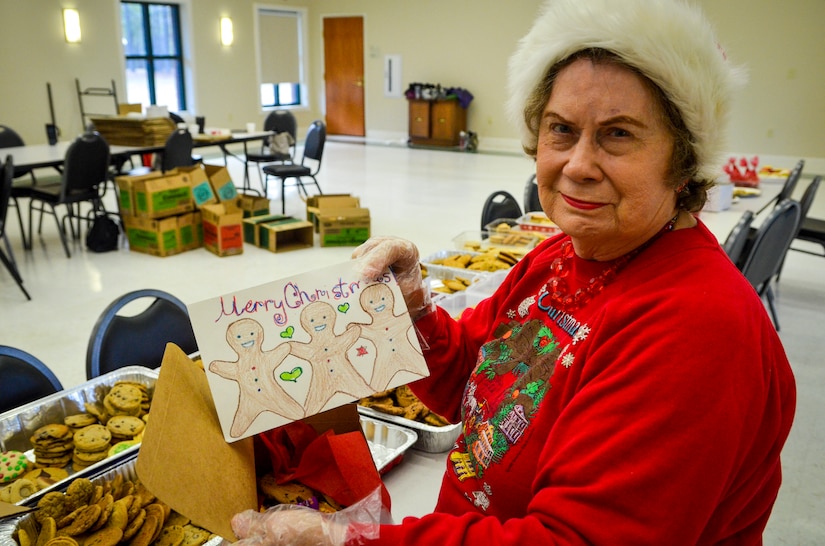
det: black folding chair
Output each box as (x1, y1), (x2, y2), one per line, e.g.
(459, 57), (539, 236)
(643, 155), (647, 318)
(28, 131), (110, 257)
(86, 289), (199, 379)
(0, 346), (63, 414)
(739, 199), (801, 330)
(262, 120), (326, 213)
(0, 155), (31, 299)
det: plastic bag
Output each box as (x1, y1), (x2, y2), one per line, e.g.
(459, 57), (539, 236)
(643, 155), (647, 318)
(86, 213), (120, 252)
(269, 131), (295, 157)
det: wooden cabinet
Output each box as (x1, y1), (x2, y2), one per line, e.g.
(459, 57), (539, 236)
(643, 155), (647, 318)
(408, 99), (467, 147)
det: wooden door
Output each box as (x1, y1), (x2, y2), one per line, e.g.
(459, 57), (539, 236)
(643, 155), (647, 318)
(323, 16), (365, 136)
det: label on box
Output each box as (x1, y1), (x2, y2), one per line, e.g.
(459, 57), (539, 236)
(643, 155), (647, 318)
(216, 183), (238, 201)
(191, 181), (216, 207)
(187, 262), (429, 442)
(204, 222), (243, 256)
(124, 217), (180, 257)
(321, 226), (370, 247)
(138, 187), (190, 214)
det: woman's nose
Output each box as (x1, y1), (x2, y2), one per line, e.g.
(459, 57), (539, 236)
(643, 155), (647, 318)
(563, 138), (602, 183)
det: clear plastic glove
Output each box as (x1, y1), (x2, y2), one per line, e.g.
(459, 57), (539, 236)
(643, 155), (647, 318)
(352, 236), (433, 320)
(231, 487), (386, 546)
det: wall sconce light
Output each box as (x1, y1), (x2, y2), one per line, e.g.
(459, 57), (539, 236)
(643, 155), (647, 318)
(63, 8), (82, 43)
(220, 16), (233, 46)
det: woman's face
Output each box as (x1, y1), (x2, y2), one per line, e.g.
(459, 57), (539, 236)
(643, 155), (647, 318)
(535, 58), (679, 261)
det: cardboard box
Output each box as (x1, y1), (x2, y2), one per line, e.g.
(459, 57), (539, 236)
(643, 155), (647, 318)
(201, 202), (243, 256)
(115, 170), (166, 217)
(178, 164), (217, 208)
(134, 172), (194, 219)
(90, 115), (175, 146)
(237, 194), (271, 218)
(117, 103), (142, 115)
(178, 211), (202, 251)
(242, 214), (294, 246)
(123, 215), (181, 257)
(306, 194), (360, 230)
(136, 344), (381, 541)
(205, 164), (239, 202)
(319, 207), (371, 247)
(259, 217), (314, 253)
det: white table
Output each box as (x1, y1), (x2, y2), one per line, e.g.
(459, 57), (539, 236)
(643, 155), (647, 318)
(382, 449), (447, 521)
(3, 131), (272, 174)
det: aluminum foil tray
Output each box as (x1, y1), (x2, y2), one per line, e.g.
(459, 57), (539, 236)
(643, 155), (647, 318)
(421, 249), (490, 280)
(357, 406), (461, 453)
(0, 366), (158, 506)
(0, 453), (223, 546)
(359, 415), (417, 475)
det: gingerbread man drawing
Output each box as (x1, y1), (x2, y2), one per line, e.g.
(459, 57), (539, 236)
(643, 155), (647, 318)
(209, 318), (305, 438)
(354, 282), (429, 391)
(285, 301), (374, 415)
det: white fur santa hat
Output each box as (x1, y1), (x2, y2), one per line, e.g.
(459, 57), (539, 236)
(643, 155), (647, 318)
(506, 0), (746, 183)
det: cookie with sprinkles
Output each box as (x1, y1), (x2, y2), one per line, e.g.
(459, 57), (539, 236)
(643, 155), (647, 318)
(0, 450), (29, 483)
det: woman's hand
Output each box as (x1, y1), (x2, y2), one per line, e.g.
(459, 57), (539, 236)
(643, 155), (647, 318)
(352, 236), (433, 319)
(232, 507), (342, 546)
(231, 487), (386, 546)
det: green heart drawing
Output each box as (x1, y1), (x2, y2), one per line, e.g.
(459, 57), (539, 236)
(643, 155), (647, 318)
(280, 326), (294, 339)
(279, 367), (303, 382)
(337, 303), (350, 313)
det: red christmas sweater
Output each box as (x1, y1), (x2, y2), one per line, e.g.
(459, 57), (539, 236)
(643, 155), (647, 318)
(354, 221), (796, 545)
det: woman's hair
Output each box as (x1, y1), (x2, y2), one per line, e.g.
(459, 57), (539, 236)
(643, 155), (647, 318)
(522, 48), (708, 212)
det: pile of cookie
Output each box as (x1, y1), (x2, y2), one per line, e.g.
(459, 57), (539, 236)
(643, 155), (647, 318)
(257, 473), (343, 514)
(430, 275), (476, 295)
(359, 384), (452, 427)
(425, 249), (518, 273)
(14, 475), (214, 546)
(0, 381), (152, 505)
(40, 381), (151, 470)
(2, 453), (69, 504)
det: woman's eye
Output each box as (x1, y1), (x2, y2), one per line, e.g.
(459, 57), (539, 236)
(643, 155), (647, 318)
(606, 127), (631, 138)
(550, 123), (572, 134)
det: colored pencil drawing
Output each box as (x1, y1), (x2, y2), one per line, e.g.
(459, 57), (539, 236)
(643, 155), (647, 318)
(188, 262), (429, 442)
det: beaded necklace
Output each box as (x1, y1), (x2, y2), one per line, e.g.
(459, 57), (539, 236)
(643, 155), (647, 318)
(544, 214), (679, 312)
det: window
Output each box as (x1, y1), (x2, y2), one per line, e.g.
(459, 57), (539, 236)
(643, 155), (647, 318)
(257, 7), (305, 108)
(121, 2), (186, 112)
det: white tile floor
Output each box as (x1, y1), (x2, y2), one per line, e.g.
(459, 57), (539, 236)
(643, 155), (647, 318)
(2, 141), (823, 543)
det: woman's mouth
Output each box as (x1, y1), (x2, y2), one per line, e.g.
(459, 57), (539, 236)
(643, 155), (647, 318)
(562, 194), (606, 210)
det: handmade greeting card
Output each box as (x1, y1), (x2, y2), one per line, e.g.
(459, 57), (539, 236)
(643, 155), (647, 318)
(187, 262), (429, 443)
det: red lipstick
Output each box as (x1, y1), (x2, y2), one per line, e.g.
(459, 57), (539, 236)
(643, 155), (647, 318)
(562, 194), (605, 210)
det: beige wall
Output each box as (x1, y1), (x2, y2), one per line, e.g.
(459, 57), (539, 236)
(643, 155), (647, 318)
(1, 0), (823, 171)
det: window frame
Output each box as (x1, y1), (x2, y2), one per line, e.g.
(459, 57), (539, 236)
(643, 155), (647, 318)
(121, 1), (187, 111)
(254, 4), (309, 111)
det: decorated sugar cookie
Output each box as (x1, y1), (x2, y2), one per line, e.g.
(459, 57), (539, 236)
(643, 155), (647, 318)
(0, 450), (29, 483)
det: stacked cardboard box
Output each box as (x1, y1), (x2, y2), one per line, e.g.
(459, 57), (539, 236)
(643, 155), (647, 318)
(306, 194), (371, 247)
(90, 116), (176, 146)
(116, 164), (242, 257)
(116, 170), (196, 257)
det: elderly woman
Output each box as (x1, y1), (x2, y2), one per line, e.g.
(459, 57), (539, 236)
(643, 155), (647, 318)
(231, 0), (796, 544)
